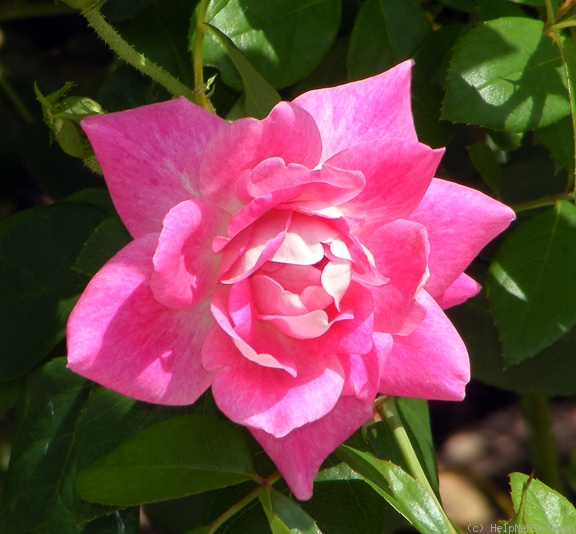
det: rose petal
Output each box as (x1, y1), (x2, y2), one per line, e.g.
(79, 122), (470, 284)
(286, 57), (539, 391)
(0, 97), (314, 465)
(434, 272), (481, 309)
(410, 178), (515, 297)
(150, 199), (228, 309)
(330, 138), (444, 225)
(67, 234), (214, 405)
(249, 345), (388, 500)
(367, 219), (430, 335)
(81, 98), (225, 237)
(204, 326), (345, 437)
(293, 60), (418, 161)
(199, 102), (322, 209)
(378, 290), (470, 400)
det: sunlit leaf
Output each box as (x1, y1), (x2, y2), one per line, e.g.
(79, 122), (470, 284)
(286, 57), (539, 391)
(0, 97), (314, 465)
(200, 0), (341, 90)
(336, 446), (452, 533)
(443, 18), (571, 132)
(258, 487), (322, 534)
(204, 23), (280, 119)
(506, 473), (576, 529)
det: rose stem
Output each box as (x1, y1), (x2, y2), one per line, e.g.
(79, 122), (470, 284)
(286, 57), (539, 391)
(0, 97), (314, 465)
(207, 471), (282, 533)
(520, 394), (566, 495)
(192, 0), (216, 113)
(379, 396), (459, 534)
(81, 6), (195, 101)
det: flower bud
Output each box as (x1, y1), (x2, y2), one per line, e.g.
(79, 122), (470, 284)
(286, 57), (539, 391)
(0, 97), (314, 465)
(36, 83), (104, 160)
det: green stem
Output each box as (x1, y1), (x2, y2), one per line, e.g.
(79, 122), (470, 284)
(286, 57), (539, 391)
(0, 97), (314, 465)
(0, 3), (73, 21)
(511, 193), (573, 213)
(545, 0), (557, 29)
(547, 29), (576, 195)
(208, 472), (282, 533)
(379, 397), (460, 534)
(520, 395), (566, 495)
(0, 67), (34, 124)
(192, 0), (215, 112)
(81, 7), (194, 101)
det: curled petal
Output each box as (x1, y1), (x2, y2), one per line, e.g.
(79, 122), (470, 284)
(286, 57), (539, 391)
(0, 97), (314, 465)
(239, 158), (365, 208)
(150, 199), (228, 309)
(67, 235), (214, 405)
(367, 219), (430, 335)
(199, 102), (322, 209)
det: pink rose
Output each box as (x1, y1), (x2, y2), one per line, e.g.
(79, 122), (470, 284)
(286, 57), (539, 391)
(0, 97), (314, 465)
(67, 61), (514, 500)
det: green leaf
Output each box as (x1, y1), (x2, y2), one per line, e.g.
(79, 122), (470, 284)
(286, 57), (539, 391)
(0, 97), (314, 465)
(487, 201), (576, 365)
(466, 142), (503, 197)
(442, 18), (571, 132)
(201, 0), (341, 90)
(258, 487), (322, 534)
(76, 415), (257, 506)
(0, 203), (107, 380)
(203, 23), (280, 119)
(73, 388), (216, 523)
(507, 473), (576, 528)
(537, 115), (574, 176)
(448, 292), (576, 396)
(0, 359), (86, 532)
(335, 446), (452, 533)
(301, 478), (387, 534)
(347, 0), (431, 81)
(73, 216), (132, 277)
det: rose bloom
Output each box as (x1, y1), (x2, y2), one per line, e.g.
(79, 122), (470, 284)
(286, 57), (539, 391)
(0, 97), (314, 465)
(67, 61), (514, 500)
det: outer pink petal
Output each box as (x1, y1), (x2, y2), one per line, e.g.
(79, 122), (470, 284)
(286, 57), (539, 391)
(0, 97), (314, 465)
(251, 396), (372, 500)
(67, 235), (214, 404)
(150, 199), (228, 309)
(366, 219), (429, 335)
(249, 344), (390, 500)
(410, 178), (515, 297)
(203, 325), (345, 437)
(378, 290), (470, 401)
(199, 102), (322, 210)
(81, 97), (225, 237)
(434, 273), (481, 309)
(293, 60), (418, 161)
(330, 138), (444, 225)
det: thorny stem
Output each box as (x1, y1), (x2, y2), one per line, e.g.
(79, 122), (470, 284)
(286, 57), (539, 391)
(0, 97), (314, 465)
(81, 7), (195, 101)
(192, 0), (216, 113)
(378, 396), (460, 534)
(207, 472), (282, 533)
